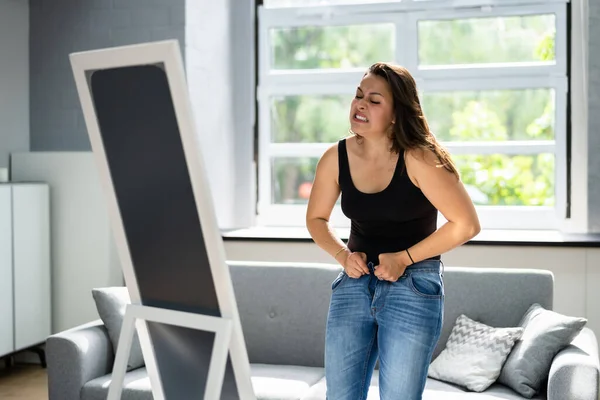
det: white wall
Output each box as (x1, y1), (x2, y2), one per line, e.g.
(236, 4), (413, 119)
(186, 0), (236, 229)
(0, 0), (29, 169)
(11, 152), (122, 333)
(185, 0), (256, 230)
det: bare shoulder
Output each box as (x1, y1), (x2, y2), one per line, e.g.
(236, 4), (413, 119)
(404, 146), (453, 188)
(316, 140), (341, 183)
(405, 146), (443, 169)
(320, 140), (340, 163)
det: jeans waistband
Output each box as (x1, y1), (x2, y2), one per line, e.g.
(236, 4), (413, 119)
(368, 259), (443, 275)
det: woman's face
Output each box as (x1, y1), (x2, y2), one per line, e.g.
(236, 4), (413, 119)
(349, 73), (395, 139)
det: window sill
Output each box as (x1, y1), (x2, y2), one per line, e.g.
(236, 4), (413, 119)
(221, 226), (600, 247)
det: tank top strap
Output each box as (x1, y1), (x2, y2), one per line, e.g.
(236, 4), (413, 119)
(337, 138), (351, 189)
(397, 148), (407, 177)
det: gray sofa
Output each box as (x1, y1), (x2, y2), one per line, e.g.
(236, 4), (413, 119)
(46, 261), (599, 400)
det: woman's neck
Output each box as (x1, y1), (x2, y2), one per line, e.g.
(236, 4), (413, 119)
(356, 135), (394, 159)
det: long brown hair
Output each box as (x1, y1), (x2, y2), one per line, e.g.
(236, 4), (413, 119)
(357, 62), (459, 178)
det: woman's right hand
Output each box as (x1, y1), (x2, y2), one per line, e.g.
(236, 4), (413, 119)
(340, 251), (369, 278)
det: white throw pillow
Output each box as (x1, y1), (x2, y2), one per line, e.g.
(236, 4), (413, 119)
(428, 314), (524, 392)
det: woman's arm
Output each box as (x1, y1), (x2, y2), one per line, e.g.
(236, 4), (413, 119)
(398, 147), (481, 265)
(306, 144), (369, 277)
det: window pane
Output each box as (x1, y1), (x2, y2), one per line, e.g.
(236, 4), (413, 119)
(270, 24), (394, 70)
(456, 153), (554, 206)
(271, 95), (353, 143)
(272, 157), (324, 204)
(421, 89), (555, 141)
(418, 14), (556, 66)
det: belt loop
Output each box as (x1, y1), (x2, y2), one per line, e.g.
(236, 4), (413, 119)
(440, 260), (445, 277)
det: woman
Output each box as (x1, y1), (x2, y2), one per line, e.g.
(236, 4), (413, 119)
(305, 62), (481, 400)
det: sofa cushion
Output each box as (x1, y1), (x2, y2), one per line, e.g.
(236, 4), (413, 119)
(497, 303), (587, 398)
(300, 373), (545, 400)
(82, 367), (152, 400)
(424, 379), (546, 399)
(92, 287), (145, 371)
(81, 364), (325, 400)
(428, 314), (524, 392)
(251, 363), (324, 400)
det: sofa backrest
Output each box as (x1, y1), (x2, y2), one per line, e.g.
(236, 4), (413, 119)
(229, 261), (337, 368)
(228, 262), (554, 367)
(433, 266), (553, 360)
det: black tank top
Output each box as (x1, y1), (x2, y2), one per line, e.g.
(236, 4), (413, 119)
(338, 138), (440, 266)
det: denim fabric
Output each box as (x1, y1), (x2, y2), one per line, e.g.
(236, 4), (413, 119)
(325, 259), (444, 400)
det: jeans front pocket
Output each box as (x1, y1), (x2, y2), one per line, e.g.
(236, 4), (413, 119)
(408, 271), (444, 299)
(331, 270), (347, 292)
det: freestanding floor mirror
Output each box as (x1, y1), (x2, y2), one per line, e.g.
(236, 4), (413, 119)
(69, 40), (256, 400)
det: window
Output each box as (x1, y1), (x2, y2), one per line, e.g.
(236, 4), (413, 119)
(257, 0), (568, 230)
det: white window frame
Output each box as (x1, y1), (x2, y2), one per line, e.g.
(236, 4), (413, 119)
(257, 0), (569, 230)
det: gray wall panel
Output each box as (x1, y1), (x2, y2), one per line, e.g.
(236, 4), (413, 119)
(29, 0), (185, 152)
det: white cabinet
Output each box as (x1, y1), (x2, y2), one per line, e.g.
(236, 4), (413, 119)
(0, 187), (14, 357)
(0, 183), (50, 362)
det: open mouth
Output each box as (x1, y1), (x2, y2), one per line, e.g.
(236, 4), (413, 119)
(354, 113), (369, 123)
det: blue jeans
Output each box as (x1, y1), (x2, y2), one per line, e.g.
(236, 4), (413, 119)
(325, 259), (444, 400)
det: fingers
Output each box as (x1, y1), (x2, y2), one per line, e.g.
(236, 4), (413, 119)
(344, 252), (370, 278)
(374, 266), (385, 281)
(343, 255), (359, 278)
(347, 268), (362, 279)
(346, 263), (364, 278)
(347, 262), (368, 278)
(354, 252), (369, 274)
(374, 265), (395, 282)
(352, 266), (366, 278)
(353, 263), (369, 276)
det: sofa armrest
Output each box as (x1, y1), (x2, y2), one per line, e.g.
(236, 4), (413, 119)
(46, 320), (115, 400)
(547, 327), (599, 400)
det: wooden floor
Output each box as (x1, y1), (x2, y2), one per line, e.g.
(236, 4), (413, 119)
(0, 364), (48, 400)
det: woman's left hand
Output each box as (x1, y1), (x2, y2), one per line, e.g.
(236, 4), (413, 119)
(374, 252), (409, 282)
